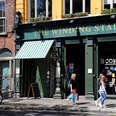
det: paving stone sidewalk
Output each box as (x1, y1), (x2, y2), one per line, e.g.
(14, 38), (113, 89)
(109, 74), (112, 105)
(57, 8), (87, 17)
(0, 96), (116, 113)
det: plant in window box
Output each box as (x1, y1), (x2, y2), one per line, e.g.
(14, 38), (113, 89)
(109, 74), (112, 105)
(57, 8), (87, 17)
(110, 8), (116, 14)
(30, 17), (51, 23)
(101, 9), (110, 14)
(62, 14), (72, 18)
(74, 12), (88, 17)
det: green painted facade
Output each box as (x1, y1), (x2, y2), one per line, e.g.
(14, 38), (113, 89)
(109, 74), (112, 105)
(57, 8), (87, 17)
(15, 15), (116, 99)
(23, 22), (116, 41)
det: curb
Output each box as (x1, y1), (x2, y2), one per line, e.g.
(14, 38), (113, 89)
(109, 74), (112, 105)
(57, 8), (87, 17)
(0, 104), (116, 113)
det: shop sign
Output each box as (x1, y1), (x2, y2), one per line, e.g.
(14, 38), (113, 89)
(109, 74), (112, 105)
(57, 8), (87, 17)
(23, 22), (116, 40)
(101, 58), (116, 65)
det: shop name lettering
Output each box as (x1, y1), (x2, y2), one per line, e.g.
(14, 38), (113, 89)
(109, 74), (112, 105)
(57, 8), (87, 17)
(101, 58), (116, 65)
(33, 23), (116, 37)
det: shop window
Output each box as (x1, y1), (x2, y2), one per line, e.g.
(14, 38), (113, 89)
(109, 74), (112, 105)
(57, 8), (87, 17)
(64, 0), (90, 14)
(0, 0), (5, 34)
(30, 0), (52, 18)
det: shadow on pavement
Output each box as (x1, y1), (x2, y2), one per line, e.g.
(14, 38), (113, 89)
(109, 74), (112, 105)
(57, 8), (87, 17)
(106, 104), (116, 108)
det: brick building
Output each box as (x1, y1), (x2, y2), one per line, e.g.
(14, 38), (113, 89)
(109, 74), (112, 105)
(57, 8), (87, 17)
(0, 0), (15, 98)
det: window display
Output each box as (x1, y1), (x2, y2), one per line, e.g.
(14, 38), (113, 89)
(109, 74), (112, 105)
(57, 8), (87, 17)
(101, 58), (116, 95)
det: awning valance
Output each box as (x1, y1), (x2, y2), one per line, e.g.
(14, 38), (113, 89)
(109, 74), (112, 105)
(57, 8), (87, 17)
(15, 40), (54, 59)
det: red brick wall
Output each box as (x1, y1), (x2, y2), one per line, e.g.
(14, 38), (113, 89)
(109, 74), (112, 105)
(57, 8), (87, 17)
(0, 0), (16, 56)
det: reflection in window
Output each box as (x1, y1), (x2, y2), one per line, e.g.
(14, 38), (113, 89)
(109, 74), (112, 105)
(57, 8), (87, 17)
(85, 0), (90, 13)
(30, 0), (35, 18)
(37, 0), (46, 17)
(30, 0), (52, 18)
(0, 1), (5, 33)
(73, 0), (82, 13)
(65, 0), (70, 14)
(64, 0), (90, 14)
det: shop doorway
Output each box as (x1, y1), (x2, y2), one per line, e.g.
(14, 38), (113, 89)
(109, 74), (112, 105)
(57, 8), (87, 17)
(99, 42), (116, 96)
(66, 44), (85, 96)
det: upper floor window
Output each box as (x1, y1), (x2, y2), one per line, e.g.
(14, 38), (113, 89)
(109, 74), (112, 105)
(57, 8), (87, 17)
(29, 0), (52, 18)
(0, 0), (5, 34)
(63, 0), (90, 15)
(103, 0), (116, 9)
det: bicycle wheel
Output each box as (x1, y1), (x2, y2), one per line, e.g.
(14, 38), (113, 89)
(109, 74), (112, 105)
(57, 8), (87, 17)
(0, 92), (3, 104)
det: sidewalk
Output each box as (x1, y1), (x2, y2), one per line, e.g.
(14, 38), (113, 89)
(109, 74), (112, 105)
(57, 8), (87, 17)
(1, 96), (116, 113)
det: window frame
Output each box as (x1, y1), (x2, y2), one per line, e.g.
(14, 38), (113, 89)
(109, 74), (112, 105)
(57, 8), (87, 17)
(0, 0), (6, 35)
(63, 0), (90, 15)
(29, 0), (51, 19)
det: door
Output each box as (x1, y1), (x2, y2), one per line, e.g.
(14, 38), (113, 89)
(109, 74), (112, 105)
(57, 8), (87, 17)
(0, 62), (9, 90)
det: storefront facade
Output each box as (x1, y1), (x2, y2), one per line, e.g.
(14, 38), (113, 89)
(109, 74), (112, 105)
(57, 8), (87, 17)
(15, 14), (116, 99)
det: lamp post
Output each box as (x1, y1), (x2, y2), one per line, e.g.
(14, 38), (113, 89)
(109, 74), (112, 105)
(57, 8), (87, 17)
(54, 61), (62, 98)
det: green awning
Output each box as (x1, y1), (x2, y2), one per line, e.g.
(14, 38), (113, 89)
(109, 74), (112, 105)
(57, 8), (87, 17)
(15, 40), (54, 59)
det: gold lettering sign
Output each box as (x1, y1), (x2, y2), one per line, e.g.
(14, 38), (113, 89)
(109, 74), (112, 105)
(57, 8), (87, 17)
(85, 26), (91, 32)
(114, 23), (116, 30)
(52, 29), (57, 35)
(94, 25), (99, 32)
(32, 23), (116, 39)
(79, 26), (85, 32)
(101, 24), (105, 31)
(106, 24), (112, 31)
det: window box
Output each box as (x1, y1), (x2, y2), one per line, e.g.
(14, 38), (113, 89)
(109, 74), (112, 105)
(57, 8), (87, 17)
(63, 12), (88, 19)
(101, 8), (116, 14)
(30, 17), (52, 23)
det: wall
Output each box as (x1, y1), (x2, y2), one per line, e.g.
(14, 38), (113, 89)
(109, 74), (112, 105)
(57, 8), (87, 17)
(17, 0), (103, 22)
(91, 0), (102, 15)
(16, 0), (28, 22)
(52, 0), (63, 20)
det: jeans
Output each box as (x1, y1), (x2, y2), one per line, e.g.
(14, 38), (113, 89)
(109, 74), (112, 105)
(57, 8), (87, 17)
(68, 93), (77, 103)
(100, 92), (106, 105)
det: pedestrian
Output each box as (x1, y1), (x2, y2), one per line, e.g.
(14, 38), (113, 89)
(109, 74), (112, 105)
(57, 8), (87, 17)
(95, 73), (103, 106)
(67, 73), (78, 103)
(95, 74), (107, 108)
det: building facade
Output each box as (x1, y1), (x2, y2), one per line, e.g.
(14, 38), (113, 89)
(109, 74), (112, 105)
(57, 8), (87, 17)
(15, 0), (116, 99)
(0, 0), (15, 98)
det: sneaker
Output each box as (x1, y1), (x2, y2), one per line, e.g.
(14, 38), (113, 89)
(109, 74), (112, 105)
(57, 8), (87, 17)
(98, 103), (103, 108)
(95, 101), (98, 107)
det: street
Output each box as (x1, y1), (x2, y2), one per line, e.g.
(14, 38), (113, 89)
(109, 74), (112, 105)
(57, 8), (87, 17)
(0, 111), (116, 116)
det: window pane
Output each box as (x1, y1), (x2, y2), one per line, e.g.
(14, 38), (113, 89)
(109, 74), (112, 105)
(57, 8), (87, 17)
(104, 4), (110, 9)
(73, 0), (82, 13)
(31, 0), (35, 18)
(0, 19), (5, 33)
(65, 0), (70, 14)
(113, 3), (116, 8)
(0, 1), (5, 17)
(49, 0), (52, 17)
(85, 0), (90, 13)
(37, 0), (46, 17)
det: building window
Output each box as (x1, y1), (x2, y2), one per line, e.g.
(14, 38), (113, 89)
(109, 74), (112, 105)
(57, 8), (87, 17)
(104, 0), (116, 9)
(64, 0), (90, 15)
(0, 0), (5, 34)
(30, 0), (52, 18)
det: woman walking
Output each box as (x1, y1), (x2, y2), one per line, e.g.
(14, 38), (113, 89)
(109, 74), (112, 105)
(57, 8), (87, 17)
(96, 74), (107, 108)
(67, 73), (78, 103)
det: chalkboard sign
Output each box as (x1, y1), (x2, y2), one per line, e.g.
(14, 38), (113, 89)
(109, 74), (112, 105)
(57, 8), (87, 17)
(27, 83), (40, 99)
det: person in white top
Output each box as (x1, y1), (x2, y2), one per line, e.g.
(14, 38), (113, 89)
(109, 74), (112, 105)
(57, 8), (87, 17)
(98, 74), (107, 108)
(95, 73), (103, 107)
